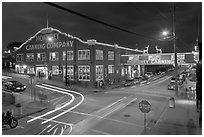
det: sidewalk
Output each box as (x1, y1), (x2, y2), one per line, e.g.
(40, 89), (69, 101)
(147, 88), (202, 135)
(2, 93), (49, 120)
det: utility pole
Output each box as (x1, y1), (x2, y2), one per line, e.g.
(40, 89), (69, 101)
(173, 3), (178, 97)
(65, 45), (68, 86)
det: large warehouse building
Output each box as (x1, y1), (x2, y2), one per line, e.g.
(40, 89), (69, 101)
(15, 27), (141, 88)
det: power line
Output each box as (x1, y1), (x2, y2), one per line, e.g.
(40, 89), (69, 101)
(44, 2), (158, 42)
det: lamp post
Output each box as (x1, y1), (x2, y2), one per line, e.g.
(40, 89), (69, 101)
(172, 4), (178, 97)
(162, 4), (178, 97)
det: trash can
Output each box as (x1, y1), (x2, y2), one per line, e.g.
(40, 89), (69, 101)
(16, 103), (23, 116)
(169, 97), (175, 108)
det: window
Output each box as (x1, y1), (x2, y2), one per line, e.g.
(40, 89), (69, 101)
(52, 66), (59, 75)
(64, 66), (74, 80)
(27, 66), (35, 74)
(16, 54), (24, 62)
(108, 65), (114, 74)
(49, 52), (59, 61)
(63, 50), (74, 61)
(108, 51), (114, 60)
(121, 67), (125, 76)
(96, 65), (103, 80)
(37, 53), (46, 61)
(78, 50), (90, 60)
(26, 53), (34, 62)
(96, 50), (103, 60)
(78, 65), (90, 81)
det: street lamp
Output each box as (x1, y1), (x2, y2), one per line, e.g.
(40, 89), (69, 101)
(161, 4), (178, 97)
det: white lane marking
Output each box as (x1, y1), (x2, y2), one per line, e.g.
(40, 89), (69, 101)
(27, 85), (75, 123)
(90, 129), (111, 135)
(101, 97), (137, 119)
(38, 124), (52, 135)
(147, 82), (150, 84)
(101, 104), (125, 118)
(40, 84), (84, 124)
(60, 126), (64, 135)
(153, 77), (157, 80)
(97, 97), (127, 113)
(140, 81), (147, 84)
(53, 127), (58, 135)
(47, 124), (58, 132)
(131, 86), (136, 88)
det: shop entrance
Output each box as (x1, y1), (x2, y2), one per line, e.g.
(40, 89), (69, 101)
(36, 67), (48, 79)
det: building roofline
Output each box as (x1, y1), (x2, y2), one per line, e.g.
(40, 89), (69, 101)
(15, 27), (141, 53)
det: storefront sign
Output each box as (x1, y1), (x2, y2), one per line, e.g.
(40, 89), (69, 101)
(36, 33), (59, 42)
(25, 40), (74, 51)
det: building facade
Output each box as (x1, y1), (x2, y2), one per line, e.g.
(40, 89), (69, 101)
(15, 27), (139, 88)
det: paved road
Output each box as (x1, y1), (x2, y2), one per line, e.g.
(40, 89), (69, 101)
(2, 68), (186, 135)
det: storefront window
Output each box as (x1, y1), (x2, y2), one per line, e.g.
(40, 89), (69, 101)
(27, 66), (35, 74)
(96, 65), (103, 81)
(63, 66), (74, 80)
(49, 52), (59, 61)
(108, 51), (114, 60)
(78, 50), (90, 60)
(121, 66), (125, 76)
(108, 65), (114, 74)
(78, 65), (90, 81)
(16, 54), (24, 62)
(52, 66), (59, 75)
(37, 53), (46, 61)
(26, 53), (34, 62)
(63, 50), (74, 60)
(96, 50), (103, 60)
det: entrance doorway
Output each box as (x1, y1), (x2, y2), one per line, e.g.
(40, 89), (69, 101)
(36, 67), (48, 79)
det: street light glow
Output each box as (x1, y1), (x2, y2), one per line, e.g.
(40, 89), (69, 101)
(162, 31), (168, 36)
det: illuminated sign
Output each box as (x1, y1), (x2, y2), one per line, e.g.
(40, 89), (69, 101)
(25, 41), (74, 51)
(36, 33), (59, 42)
(127, 53), (196, 65)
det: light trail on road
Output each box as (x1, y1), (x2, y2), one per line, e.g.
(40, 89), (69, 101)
(27, 84), (75, 123)
(40, 84), (85, 125)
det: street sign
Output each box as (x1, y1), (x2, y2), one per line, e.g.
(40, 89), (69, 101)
(139, 100), (151, 134)
(139, 100), (151, 113)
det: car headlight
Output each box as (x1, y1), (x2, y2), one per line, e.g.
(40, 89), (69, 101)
(16, 87), (20, 90)
(24, 86), (26, 88)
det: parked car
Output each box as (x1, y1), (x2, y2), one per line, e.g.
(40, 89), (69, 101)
(168, 81), (176, 90)
(170, 77), (182, 85)
(134, 76), (142, 82)
(123, 79), (135, 87)
(4, 80), (26, 92)
(145, 72), (153, 78)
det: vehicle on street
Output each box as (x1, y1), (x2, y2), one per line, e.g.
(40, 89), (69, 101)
(4, 80), (26, 92)
(134, 76), (142, 82)
(168, 81), (176, 90)
(145, 72), (153, 78)
(2, 111), (18, 128)
(123, 78), (135, 87)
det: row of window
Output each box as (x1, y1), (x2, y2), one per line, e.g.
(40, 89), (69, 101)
(17, 50), (114, 62)
(15, 64), (115, 81)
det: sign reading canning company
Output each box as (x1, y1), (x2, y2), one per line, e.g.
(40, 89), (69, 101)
(127, 53), (196, 65)
(25, 32), (74, 51)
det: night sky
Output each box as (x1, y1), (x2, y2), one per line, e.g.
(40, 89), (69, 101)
(2, 2), (202, 53)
